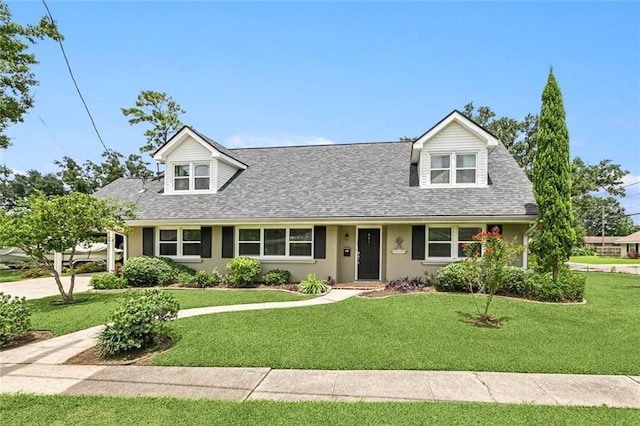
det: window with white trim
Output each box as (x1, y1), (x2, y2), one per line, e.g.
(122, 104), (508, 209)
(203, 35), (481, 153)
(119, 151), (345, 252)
(425, 225), (484, 260)
(173, 162), (211, 191)
(457, 226), (483, 257)
(428, 152), (477, 185)
(159, 228), (201, 257)
(427, 227), (452, 258)
(238, 227), (313, 258)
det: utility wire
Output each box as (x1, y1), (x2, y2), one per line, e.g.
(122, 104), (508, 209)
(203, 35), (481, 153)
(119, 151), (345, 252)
(41, 0), (110, 154)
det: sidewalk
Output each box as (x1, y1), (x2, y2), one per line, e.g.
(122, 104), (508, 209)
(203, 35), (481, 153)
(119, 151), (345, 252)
(1, 287), (639, 408)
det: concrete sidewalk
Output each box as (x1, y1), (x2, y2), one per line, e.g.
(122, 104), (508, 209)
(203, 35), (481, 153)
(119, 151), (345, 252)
(0, 275), (92, 299)
(1, 364), (639, 407)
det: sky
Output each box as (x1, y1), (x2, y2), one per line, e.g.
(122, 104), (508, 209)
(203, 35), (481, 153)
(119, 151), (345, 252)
(3, 1), (640, 222)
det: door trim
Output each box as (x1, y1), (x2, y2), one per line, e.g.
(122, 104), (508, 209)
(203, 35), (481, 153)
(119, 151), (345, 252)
(355, 226), (382, 281)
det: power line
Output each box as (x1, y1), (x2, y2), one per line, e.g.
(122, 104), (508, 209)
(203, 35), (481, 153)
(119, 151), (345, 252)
(41, 0), (110, 154)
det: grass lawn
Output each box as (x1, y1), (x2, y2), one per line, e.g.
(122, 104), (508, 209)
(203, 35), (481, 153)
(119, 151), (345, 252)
(2, 394), (637, 426)
(569, 256), (640, 265)
(0, 269), (24, 283)
(28, 289), (311, 336)
(155, 273), (640, 375)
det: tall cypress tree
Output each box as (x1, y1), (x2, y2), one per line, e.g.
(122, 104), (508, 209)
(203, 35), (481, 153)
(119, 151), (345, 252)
(531, 68), (575, 279)
(531, 68), (576, 279)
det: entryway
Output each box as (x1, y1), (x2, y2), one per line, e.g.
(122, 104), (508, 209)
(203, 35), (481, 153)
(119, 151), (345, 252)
(357, 228), (380, 280)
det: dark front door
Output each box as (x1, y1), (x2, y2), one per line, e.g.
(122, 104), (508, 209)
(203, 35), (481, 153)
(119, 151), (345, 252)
(357, 228), (380, 280)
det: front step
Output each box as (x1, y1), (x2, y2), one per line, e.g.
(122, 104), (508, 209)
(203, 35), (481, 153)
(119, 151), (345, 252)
(333, 282), (385, 290)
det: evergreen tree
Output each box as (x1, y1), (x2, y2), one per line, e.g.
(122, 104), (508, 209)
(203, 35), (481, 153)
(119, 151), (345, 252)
(530, 68), (575, 279)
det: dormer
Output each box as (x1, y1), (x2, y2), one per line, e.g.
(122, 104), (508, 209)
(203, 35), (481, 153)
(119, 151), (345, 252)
(411, 111), (499, 188)
(153, 127), (247, 195)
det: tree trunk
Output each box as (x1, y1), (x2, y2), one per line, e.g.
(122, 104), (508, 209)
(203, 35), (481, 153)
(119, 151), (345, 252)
(51, 266), (70, 302)
(67, 249), (76, 301)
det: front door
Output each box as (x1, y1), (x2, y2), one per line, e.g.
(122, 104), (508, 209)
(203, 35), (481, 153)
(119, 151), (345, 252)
(357, 228), (380, 280)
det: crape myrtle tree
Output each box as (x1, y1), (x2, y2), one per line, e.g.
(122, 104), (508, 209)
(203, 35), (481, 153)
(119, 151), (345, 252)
(0, 192), (132, 303)
(530, 68), (575, 279)
(0, 1), (61, 148)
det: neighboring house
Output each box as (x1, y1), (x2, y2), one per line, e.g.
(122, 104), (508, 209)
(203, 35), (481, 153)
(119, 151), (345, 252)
(615, 231), (640, 258)
(583, 236), (622, 257)
(94, 111), (537, 282)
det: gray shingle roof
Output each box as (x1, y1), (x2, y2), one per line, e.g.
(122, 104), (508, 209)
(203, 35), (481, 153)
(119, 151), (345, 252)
(95, 141), (537, 221)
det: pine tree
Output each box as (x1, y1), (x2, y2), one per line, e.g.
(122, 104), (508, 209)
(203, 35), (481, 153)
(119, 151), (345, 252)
(531, 68), (575, 279)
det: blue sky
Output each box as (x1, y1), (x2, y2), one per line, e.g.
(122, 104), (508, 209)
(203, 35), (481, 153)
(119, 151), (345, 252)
(3, 1), (640, 221)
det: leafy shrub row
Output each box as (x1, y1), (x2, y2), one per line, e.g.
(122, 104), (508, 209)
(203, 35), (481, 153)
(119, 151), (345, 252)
(263, 269), (291, 286)
(90, 272), (128, 290)
(0, 293), (31, 346)
(434, 262), (585, 302)
(572, 247), (596, 256)
(97, 290), (179, 357)
(177, 270), (224, 288)
(385, 276), (426, 293)
(121, 256), (197, 287)
(226, 257), (261, 288)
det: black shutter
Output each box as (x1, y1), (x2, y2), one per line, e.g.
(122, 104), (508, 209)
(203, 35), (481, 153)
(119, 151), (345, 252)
(222, 226), (234, 258)
(314, 226), (326, 259)
(487, 224), (503, 235)
(412, 225), (425, 260)
(200, 226), (212, 258)
(142, 227), (154, 256)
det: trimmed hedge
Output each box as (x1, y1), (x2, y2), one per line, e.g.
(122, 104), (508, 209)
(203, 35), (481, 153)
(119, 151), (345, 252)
(226, 257), (261, 288)
(122, 256), (197, 287)
(90, 272), (128, 290)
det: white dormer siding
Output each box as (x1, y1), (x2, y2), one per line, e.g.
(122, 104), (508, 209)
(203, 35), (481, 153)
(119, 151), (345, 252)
(154, 127), (247, 195)
(411, 111), (498, 188)
(419, 122), (488, 187)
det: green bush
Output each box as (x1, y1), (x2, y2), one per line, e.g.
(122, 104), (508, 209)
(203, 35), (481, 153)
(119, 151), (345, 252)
(435, 262), (474, 292)
(90, 272), (128, 290)
(21, 267), (50, 279)
(0, 293), (31, 346)
(121, 256), (196, 287)
(524, 269), (585, 302)
(97, 290), (179, 357)
(299, 273), (329, 294)
(501, 267), (533, 296)
(211, 267), (225, 286)
(180, 270), (215, 288)
(263, 269), (291, 286)
(73, 261), (107, 274)
(157, 257), (197, 276)
(226, 257), (261, 288)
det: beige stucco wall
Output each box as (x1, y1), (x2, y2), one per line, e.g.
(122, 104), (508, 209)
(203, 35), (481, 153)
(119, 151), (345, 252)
(385, 225), (428, 280)
(501, 223), (530, 267)
(336, 226), (356, 282)
(127, 227), (143, 258)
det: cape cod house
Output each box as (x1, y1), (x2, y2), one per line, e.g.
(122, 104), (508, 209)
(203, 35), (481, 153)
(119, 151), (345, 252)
(95, 111), (537, 282)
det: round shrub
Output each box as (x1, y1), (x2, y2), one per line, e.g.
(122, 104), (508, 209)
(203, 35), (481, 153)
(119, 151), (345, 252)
(122, 256), (176, 287)
(90, 272), (127, 290)
(0, 293), (31, 346)
(73, 261), (107, 274)
(299, 273), (329, 294)
(435, 262), (474, 292)
(501, 267), (533, 296)
(263, 269), (291, 286)
(226, 257), (261, 288)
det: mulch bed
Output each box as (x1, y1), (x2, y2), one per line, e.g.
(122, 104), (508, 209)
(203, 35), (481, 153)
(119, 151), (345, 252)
(0, 330), (53, 351)
(64, 335), (172, 366)
(359, 287), (437, 298)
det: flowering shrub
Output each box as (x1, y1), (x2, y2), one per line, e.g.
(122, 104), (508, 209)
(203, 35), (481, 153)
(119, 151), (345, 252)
(463, 227), (523, 322)
(385, 276), (426, 293)
(627, 250), (638, 259)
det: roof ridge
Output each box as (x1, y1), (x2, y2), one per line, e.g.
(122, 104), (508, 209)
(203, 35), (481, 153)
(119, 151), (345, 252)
(229, 140), (410, 151)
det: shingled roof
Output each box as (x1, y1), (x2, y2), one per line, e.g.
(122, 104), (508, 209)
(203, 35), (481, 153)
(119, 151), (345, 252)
(95, 140), (536, 222)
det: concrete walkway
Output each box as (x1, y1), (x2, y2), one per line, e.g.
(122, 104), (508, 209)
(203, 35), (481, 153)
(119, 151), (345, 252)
(0, 275), (92, 299)
(1, 286), (639, 408)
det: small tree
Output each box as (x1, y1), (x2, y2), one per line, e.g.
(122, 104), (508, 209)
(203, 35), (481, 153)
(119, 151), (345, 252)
(0, 192), (132, 303)
(530, 68), (575, 279)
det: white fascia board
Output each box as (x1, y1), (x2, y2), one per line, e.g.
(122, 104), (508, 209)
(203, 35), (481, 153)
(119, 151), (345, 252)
(217, 154), (247, 170)
(153, 127), (217, 163)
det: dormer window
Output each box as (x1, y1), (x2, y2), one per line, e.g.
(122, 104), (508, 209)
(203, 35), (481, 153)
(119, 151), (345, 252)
(430, 155), (450, 184)
(173, 162), (211, 191)
(456, 154), (476, 184)
(428, 152), (477, 185)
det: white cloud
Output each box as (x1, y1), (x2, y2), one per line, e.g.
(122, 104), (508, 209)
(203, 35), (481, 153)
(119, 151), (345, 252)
(225, 134), (335, 148)
(569, 138), (586, 148)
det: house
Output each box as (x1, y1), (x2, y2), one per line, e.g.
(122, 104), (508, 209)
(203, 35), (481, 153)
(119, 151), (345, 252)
(583, 236), (622, 257)
(94, 111), (537, 282)
(615, 231), (640, 258)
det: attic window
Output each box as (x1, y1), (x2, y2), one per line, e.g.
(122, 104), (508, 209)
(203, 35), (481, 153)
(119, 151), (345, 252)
(173, 162), (211, 191)
(428, 152), (478, 185)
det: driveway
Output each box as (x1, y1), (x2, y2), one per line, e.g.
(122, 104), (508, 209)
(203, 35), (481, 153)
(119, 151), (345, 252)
(0, 274), (93, 299)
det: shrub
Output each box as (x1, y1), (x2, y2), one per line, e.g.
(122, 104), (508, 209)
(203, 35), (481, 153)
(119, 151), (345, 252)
(263, 269), (291, 286)
(299, 273), (329, 294)
(21, 267), (50, 279)
(90, 272), (127, 290)
(211, 267), (225, 286)
(97, 289), (179, 357)
(385, 276), (426, 293)
(435, 262), (474, 292)
(501, 267), (533, 296)
(0, 293), (31, 346)
(120, 256), (197, 287)
(572, 247), (596, 256)
(73, 261), (107, 274)
(523, 268), (585, 302)
(627, 250), (638, 259)
(182, 271), (215, 288)
(226, 257), (261, 288)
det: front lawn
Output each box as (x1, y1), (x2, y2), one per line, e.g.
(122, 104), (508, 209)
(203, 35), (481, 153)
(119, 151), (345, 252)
(27, 289), (311, 336)
(155, 273), (639, 375)
(569, 256), (640, 264)
(0, 269), (24, 283)
(1, 394), (637, 426)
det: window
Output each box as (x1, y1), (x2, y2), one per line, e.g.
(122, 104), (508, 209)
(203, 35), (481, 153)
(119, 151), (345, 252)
(430, 155), (450, 184)
(456, 154), (476, 183)
(428, 153), (477, 185)
(458, 226), (482, 257)
(159, 228), (201, 257)
(238, 227), (313, 257)
(173, 162), (211, 191)
(427, 227), (452, 258)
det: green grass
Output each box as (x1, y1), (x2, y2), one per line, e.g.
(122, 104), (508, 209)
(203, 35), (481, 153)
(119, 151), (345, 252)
(27, 289), (311, 336)
(0, 269), (25, 283)
(1, 394), (637, 426)
(569, 256), (640, 265)
(155, 273), (640, 375)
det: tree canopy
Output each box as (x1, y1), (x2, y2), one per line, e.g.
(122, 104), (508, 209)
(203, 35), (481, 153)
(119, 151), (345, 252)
(0, 0), (61, 149)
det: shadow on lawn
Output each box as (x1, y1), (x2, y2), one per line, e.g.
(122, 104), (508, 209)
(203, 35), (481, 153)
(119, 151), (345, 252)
(28, 293), (121, 313)
(455, 310), (512, 328)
